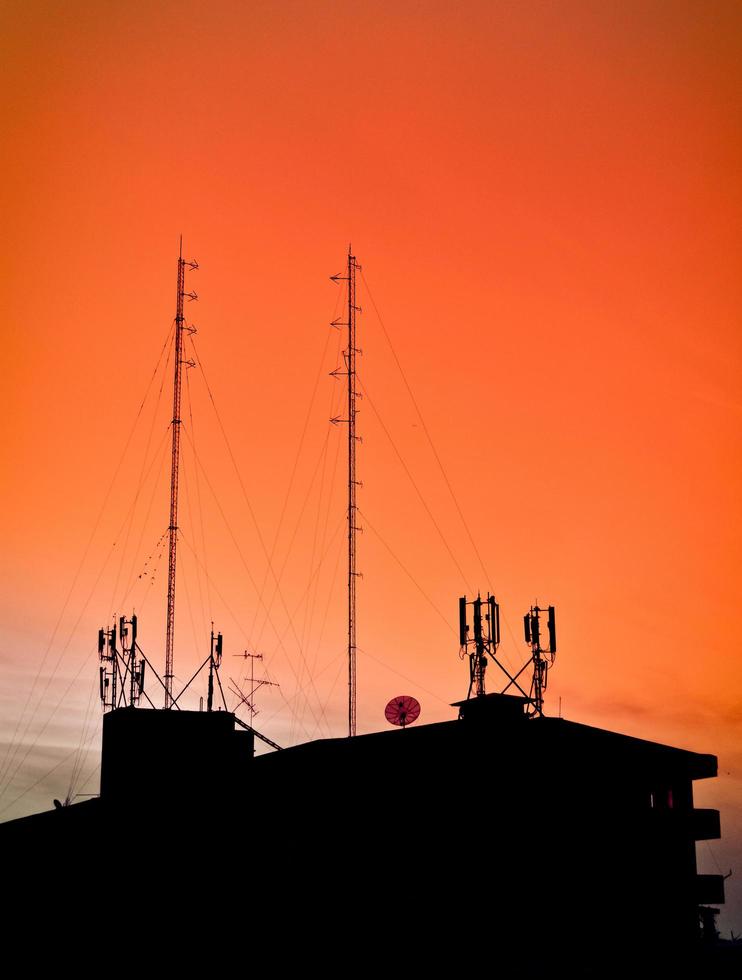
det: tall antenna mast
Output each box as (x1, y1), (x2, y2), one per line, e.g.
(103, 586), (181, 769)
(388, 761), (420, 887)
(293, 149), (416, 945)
(331, 247), (361, 736)
(164, 237), (197, 708)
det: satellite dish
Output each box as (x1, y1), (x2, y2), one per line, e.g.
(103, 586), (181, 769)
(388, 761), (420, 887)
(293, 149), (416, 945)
(385, 695), (421, 729)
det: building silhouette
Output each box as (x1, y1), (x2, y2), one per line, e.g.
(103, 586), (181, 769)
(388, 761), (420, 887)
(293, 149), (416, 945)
(3, 692), (729, 975)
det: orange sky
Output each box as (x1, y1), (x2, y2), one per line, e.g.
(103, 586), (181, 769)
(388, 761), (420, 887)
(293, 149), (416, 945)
(1, 0), (740, 932)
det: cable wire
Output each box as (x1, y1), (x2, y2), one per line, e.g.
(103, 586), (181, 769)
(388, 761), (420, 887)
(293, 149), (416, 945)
(358, 377), (473, 592)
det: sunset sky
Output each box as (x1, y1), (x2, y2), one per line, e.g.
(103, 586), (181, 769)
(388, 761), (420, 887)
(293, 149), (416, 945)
(1, 0), (740, 932)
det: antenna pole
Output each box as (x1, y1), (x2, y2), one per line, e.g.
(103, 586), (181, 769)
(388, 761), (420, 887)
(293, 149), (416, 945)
(347, 248), (359, 737)
(164, 238), (197, 708)
(207, 627), (222, 712)
(330, 248), (362, 736)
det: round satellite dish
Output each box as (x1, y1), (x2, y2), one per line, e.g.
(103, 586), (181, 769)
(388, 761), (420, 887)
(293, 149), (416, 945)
(385, 695), (421, 728)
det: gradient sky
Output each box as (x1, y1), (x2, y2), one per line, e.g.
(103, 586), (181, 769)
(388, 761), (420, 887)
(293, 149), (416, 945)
(1, 0), (740, 932)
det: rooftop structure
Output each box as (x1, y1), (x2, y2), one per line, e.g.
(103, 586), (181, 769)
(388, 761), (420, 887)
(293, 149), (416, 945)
(3, 692), (725, 973)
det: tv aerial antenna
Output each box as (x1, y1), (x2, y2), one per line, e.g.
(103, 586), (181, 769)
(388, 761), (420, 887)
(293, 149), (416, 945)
(230, 651), (279, 726)
(385, 695), (421, 729)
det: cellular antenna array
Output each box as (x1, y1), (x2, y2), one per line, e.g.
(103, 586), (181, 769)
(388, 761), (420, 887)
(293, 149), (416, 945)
(523, 604), (557, 715)
(98, 616), (146, 710)
(458, 593), (500, 699)
(458, 595), (557, 716)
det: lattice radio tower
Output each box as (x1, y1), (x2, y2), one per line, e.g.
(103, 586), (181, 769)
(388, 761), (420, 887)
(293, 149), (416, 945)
(331, 248), (362, 736)
(164, 238), (198, 707)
